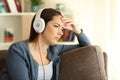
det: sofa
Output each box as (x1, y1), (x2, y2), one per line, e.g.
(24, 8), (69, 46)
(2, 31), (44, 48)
(59, 45), (108, 80)
(0, 46), (107, 80)
(0, 50), (8, 80)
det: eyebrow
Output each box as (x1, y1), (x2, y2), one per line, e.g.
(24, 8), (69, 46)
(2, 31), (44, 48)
(54, 23), (64, 29)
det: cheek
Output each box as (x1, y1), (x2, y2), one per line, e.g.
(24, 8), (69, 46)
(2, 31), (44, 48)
(43, 27), (56, 39)
(45, 27), (57, 35)
(42, 28), (58, 45)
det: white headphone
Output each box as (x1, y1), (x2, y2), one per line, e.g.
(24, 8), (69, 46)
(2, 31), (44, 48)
(33, 8), (45, 33)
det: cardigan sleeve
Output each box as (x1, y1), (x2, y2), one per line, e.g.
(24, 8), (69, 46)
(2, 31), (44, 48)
(58, 30), (91, 54)
(6, 43), (30, 80)
(75, 29), (91, 46)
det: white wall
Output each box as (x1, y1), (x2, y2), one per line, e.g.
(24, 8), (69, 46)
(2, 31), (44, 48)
(43, 0), (108, 51)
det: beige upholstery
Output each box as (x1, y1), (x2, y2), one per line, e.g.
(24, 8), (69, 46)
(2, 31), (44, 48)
(59, 46), (108, 80)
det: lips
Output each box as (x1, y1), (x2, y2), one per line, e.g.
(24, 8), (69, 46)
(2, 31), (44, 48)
(55, 37), (60, 41)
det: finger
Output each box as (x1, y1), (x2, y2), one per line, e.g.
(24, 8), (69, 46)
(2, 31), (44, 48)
(63, 20), (73, 27)
(64, 22), (74, 26)
(64, 23), (74, 29)
(62, 18), (73, 22)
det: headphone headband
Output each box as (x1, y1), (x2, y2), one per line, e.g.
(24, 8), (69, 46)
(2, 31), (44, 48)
(35, 8), (45, 21)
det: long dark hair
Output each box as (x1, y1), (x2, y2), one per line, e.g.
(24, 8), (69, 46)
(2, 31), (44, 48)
(28, 8), (62, 42)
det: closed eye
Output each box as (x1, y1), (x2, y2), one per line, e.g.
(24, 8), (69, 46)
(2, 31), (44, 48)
(54, 23), (61, 28)
(54, 23), (65, 32)
(54, 25), (59, 28)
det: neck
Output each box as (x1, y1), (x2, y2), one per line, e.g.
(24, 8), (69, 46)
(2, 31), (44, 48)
(38, 36), (49, 53)
(32, 36), (49, 55)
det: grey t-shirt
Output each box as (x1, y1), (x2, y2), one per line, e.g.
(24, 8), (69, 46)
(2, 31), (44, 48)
(37, 61), (53, 80)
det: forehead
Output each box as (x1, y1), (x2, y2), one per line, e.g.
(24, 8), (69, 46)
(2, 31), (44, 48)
(51, 15), (63, 24)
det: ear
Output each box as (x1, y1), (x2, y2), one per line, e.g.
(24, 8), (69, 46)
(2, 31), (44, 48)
(33, 8), (45, 33)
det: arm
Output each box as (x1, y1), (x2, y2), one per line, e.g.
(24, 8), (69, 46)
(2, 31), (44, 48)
(75, 29), (91, 46)
(59, 30), (91, 53)
(58, 18), (91, 53)
(6, 43), (29, 80)
(62, 17), (91, 46)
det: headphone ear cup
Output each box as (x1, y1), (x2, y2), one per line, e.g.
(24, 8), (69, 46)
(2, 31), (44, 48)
(33, 18), (45, 33)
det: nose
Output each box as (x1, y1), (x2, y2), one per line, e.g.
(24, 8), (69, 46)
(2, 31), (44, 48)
(58, 29), (63, 36)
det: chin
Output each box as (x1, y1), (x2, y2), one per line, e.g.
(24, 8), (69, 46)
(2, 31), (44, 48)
(49, 41), (57, 45)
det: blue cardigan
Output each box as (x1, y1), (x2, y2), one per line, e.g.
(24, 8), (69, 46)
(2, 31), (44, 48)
(5, 31), (91, 80)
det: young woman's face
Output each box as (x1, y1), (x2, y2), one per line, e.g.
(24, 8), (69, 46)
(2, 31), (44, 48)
(41, 15), (64, 45)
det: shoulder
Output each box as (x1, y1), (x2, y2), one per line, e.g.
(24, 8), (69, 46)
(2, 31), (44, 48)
(49, 44), (63, 50)
(48, 44), (64, 54)
(9, 40), (27, 49)
(8, 40), (28, 56)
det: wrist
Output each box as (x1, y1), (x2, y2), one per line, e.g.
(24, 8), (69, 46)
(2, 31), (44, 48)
(74, 29), (82, 34)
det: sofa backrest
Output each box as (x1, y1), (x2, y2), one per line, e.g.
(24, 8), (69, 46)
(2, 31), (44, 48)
(0, 50), (8, 79)
(59, 46), (108, 80)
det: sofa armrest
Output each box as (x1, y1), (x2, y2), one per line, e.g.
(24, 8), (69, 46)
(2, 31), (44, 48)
(59, 46), (108, 80)
(103, 52), (108, 77)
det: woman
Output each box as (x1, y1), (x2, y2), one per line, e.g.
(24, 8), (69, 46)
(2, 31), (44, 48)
(6, 8), (91, 80)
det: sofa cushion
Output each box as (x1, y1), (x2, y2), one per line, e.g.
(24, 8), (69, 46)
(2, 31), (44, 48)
(59, 46), (107, 80)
